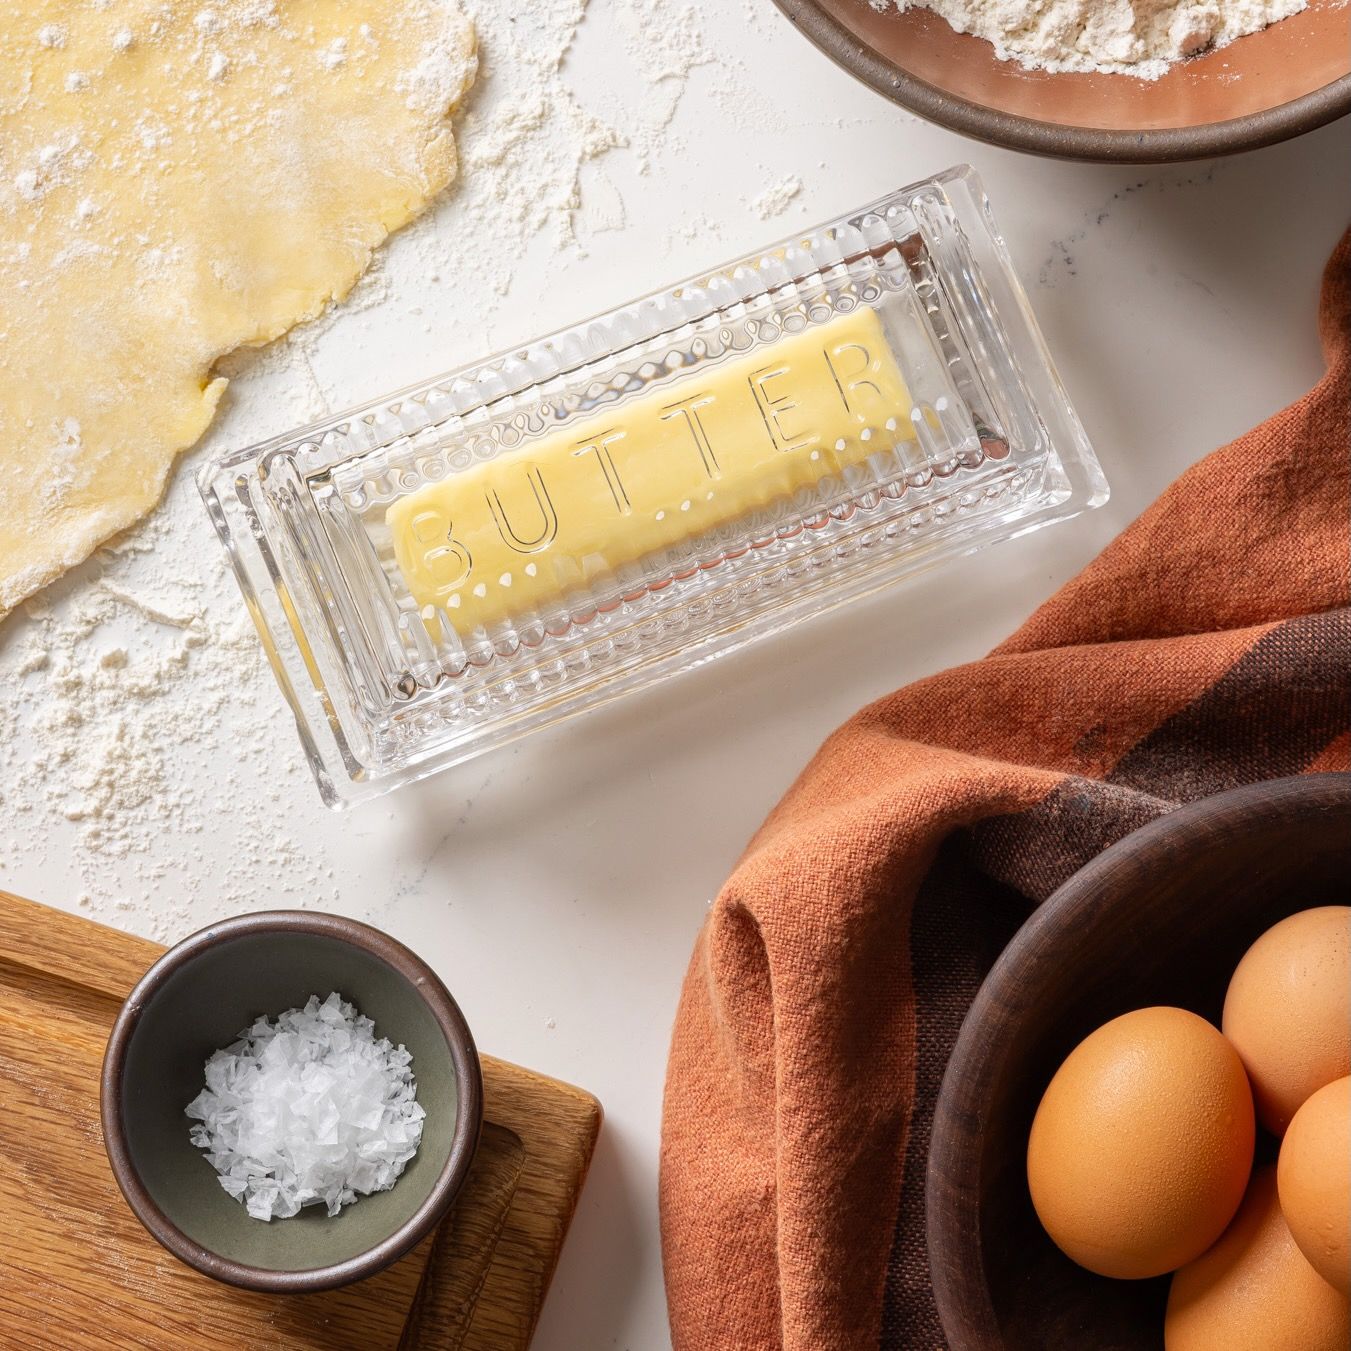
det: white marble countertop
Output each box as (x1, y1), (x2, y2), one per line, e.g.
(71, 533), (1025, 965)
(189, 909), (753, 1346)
(2, 3), (1348, 1347)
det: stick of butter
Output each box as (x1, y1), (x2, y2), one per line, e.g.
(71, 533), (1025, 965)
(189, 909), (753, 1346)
(389, 309), (914, 635)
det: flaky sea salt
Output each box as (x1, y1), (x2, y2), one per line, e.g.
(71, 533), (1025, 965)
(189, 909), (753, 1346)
(185, 992), (425, 1221)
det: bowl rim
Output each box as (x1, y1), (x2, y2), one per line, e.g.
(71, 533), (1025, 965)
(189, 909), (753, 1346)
(771, 0), (1351, 163)
(925, 771), (1351, 1348)
(99, 909), (484, 1294)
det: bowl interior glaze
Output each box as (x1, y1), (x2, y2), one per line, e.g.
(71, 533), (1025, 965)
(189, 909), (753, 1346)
(926, 774), (1351, 1350)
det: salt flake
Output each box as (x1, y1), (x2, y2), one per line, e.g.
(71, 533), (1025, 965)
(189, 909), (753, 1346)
(185, 993), (426, 1221)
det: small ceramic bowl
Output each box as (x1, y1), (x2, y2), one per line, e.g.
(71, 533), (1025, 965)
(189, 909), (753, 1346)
(926, 773), (1351, 1349)
(773, 0), (1351, 161)
(101, 911), (482, 1293)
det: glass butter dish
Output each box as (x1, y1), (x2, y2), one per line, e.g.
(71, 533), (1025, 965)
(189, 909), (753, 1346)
(200, 166), (1107, 807)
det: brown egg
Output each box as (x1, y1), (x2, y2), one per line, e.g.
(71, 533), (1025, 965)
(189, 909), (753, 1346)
(1222, 906), (1351, 1135)
(1279, 1076), (1351, 1296)
(1166, 1167), (1350, 1350)
(1027, 1006), (1254, 1280)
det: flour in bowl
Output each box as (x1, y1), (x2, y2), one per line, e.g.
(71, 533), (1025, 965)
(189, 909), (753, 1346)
(873, 0), (1307, 78)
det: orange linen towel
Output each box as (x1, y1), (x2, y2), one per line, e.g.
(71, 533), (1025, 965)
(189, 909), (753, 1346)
(660, 233), (1351, 1351)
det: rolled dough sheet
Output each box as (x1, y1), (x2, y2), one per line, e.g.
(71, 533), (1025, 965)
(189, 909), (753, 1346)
(0, 1), (476, 619)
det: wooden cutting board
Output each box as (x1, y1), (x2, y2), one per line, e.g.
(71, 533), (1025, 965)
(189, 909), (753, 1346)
(0, 890), (601, 1350)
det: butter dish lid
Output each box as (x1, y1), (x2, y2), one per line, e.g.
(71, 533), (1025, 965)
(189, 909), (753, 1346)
(200, 165), (1106, 807)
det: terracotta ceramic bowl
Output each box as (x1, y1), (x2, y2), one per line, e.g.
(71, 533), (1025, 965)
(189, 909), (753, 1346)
(773, 0), (1351, 160)
(101, 911), (483, 1292)
(926, 773), (1351, 1349)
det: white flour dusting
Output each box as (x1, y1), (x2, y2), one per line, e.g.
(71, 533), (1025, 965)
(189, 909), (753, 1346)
(0, 485), (340, 940)
(752, 174), (803, 220)
(875, 0), (1307, 77)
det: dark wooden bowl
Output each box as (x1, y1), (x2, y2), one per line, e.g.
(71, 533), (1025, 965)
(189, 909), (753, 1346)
(926, 773), (1351, 1350)
(773, 0), (1351, 162)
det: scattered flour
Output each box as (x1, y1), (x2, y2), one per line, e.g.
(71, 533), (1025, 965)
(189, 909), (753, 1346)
(0, 480), (342, 940)
(752, 174), (803, 220)
(875, 0), (1307, 77)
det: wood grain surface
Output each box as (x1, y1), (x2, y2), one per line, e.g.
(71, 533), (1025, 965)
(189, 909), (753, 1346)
(0, 891), (602, 1351)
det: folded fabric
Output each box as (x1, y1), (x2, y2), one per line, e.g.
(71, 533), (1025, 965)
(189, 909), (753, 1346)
(660, 232), (1351, 1351)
